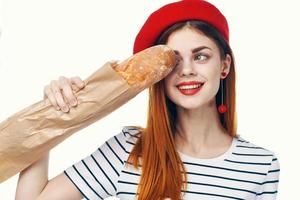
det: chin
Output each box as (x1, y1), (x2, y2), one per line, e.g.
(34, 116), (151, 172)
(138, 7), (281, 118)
(173, 98), (207, 110)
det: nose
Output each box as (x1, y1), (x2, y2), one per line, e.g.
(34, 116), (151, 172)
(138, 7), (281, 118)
(177, 60), (197, 77)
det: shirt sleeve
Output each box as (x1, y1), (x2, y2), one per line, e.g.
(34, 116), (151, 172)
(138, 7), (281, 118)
(256, 153), (280, 200)
(63, 128), (129, 200)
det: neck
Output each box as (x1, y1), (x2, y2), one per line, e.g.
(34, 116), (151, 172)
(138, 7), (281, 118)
(174, 99), (230, 152)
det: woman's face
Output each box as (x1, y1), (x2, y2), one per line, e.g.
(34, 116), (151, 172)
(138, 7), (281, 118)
(164, 27), (231, 110)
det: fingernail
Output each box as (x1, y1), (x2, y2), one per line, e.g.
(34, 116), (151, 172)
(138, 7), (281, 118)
(71, 100), (77, 106)
(62, 106), (68, 112)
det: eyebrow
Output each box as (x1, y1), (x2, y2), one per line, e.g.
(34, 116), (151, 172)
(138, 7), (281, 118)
(174, 46), (212, 55)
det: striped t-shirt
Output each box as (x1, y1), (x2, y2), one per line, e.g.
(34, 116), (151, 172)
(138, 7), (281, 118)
(64, 126), (280, 200)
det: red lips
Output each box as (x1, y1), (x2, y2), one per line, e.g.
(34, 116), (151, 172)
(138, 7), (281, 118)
(176, 81), (204, 87)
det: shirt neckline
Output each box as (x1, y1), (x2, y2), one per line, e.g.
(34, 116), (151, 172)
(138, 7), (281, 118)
(177, 136), (238, 163)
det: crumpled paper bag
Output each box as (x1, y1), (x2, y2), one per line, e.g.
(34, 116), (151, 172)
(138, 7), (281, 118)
(0, 45), (175, 183)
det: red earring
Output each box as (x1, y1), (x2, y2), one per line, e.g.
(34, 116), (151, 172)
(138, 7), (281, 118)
(218, 72), (227, 113)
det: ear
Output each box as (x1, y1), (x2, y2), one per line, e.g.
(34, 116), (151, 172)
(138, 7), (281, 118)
(221, 54), (231, 78)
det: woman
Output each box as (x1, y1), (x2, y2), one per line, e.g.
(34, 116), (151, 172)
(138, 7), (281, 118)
(15, 0), (280, 199)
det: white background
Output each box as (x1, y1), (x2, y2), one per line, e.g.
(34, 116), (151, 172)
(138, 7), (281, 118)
(0, 0), (299, 199)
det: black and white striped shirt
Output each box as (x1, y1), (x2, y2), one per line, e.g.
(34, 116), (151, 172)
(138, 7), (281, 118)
(64, 126), (280, 200)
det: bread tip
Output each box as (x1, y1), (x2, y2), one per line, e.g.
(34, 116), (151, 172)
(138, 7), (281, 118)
(161, 45), (176, 69)
(156, 44), (175, 54)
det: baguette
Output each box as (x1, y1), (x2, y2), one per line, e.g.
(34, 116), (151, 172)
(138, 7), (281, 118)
(112, 45), (175, 87)
(0, 45), (176, 183)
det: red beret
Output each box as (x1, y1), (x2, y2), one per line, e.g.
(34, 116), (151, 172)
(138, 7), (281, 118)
(133, 0), (229, 54)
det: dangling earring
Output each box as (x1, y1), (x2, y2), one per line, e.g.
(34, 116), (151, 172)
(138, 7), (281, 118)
(218, 72), (227, 113)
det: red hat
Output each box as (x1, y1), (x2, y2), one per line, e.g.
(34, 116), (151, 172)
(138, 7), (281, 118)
(133, 0), (229, 54)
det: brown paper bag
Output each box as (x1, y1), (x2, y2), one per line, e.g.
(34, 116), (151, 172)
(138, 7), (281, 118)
(0, 45), (175, 183)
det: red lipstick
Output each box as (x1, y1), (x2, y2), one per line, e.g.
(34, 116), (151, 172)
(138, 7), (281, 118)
(176, 81), (204, 96)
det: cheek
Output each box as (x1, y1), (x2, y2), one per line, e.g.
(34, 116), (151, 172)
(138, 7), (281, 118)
(197, 66), (221, 98)
(204, 73), (221, 100)
(163, 76), (178, 102)
(163, 77), (173, 96)
(163, 71), (175, 88)
(209, 78), (221, 95)
(203, 60), (221, 75)
(202, 62), (222, 84)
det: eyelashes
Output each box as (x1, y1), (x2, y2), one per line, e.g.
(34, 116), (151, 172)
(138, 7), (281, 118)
(174, 53), (209, 67)
(194, 53), (209, 61)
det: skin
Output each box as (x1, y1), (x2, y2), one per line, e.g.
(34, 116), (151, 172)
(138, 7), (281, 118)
(16, 26), (233, 200)
(164, 26), (233, 159)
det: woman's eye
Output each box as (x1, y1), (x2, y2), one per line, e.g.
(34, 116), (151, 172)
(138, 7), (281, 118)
(194, 54), (208, 61)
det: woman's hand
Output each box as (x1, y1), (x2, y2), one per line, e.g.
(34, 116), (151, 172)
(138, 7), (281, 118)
(43, 76), (85, 112)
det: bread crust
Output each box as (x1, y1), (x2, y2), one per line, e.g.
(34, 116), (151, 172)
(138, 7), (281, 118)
(111, 45), (176, 87)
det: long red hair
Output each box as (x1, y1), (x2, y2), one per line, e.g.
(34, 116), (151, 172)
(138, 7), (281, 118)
(126, 20), (237, 200)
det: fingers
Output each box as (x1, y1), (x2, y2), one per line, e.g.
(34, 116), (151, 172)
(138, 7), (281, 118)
(51, 79), (70, 112)
(70, 76), (85, 90)
(44, 85), (60, 110)
(43, 75), (85, 113)
(58, 76), (78, 108)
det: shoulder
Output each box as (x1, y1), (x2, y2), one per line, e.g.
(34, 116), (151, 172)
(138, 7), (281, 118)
(103, 126), (141, 156)
(233, 135), (280, 196)
(235, 135), (278, 154)
(233, 134), (280, 170)
(120, 125), (142, 144)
